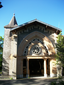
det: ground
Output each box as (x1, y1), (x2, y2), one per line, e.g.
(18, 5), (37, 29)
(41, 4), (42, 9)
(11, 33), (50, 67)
(0, 77), (61, 85)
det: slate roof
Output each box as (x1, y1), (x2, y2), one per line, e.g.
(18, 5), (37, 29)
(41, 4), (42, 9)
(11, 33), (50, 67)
(4, 14), (18, 28)
(10, 19), (62, 32)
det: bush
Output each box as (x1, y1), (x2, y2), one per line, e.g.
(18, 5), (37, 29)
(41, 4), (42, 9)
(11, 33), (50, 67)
(50, 81), (64, 85)
(50, 82), (56, 85)
(10, 77), (13, 80)
(59, 81), (64, 85)
(58, 76), (62, 79)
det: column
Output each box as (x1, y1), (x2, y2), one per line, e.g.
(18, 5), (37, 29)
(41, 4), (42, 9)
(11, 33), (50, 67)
(26, 59), (29, 78)
(50, 59), (53, 77)
(44, 59), (47, 77)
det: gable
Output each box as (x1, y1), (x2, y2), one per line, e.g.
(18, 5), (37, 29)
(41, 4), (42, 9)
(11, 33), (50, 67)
(10, 19), (61, 34)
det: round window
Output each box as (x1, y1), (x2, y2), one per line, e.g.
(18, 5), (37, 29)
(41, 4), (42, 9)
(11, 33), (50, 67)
(31, 45), (42, 55)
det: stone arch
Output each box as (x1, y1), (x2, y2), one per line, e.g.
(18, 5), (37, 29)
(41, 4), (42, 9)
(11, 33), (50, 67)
(24, 38), (48, 56)
(17, 31), (55, 56)
(28, 41), (48, 56)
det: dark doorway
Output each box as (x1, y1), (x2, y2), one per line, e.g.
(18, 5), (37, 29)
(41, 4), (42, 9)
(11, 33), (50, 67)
(47, 59), (50, 76)
(29, 59), (44, 77)
(23, 59), (26, 77)
(62, 67), (64, 76)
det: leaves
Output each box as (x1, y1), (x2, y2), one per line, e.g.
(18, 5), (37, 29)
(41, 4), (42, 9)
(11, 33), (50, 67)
(56, 32), (64, 67)
(0, 2), (3, 8)
(0, 36), (4, 68)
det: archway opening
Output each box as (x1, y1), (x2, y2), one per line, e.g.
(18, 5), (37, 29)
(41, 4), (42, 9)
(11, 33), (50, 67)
(23, 59), (26, 77)
(29, 59), (44, 77)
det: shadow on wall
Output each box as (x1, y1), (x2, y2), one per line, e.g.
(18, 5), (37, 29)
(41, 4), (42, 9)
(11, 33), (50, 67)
(2, 58), (9, 76)
(2, 57), (16, 76)
(47, 44), (55, 55)
(52, 67), (57, 74)
(12, 71), (16, 77)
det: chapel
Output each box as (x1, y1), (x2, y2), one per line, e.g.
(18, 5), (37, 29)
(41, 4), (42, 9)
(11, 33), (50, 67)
(2, 15), (62, 79)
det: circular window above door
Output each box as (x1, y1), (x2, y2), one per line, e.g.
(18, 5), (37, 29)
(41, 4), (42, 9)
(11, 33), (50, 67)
(31, 45), (42, 55)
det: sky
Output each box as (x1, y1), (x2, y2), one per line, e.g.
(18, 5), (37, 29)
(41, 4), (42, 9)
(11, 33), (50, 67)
(0, 0), (64, 36)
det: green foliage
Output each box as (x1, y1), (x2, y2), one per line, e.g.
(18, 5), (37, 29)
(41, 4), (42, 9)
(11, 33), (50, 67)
(56, 32), (64, 67)
(58, 76), (62, 79)
(50, 82), (56, 85)
(28, 77), (30, 78)
(50, 81), (64, 85)
(10, 77), (13, 80)
(0, 36), (4, 70)
(59, 81), (64, 85)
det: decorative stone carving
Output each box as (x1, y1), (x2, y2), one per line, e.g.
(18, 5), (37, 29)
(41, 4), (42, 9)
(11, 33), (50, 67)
(30, 45), (42, 55)
(23, 38), (48, 56)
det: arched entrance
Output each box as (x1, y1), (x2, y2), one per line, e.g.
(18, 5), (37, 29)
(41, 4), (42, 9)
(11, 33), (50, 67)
(17, 31), (56, 78)
(18, 31), (55, 56)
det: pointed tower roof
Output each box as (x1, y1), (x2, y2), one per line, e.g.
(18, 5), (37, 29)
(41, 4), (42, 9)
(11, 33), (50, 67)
(4, 14), (18, 28)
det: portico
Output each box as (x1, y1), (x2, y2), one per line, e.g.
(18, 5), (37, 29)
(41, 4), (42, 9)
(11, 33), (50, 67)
(17, 55), (55, 78)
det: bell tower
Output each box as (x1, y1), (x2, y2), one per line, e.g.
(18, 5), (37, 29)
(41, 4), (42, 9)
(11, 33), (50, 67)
(2, 14), (18, 76)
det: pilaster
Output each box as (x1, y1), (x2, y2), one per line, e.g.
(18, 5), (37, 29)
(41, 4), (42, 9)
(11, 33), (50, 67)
(44, 59), (47, 77)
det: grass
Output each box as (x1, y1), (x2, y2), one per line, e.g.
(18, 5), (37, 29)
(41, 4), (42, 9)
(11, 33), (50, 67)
(10, 77), (13, 80)
(0, 69), (2, 74)
(0, 72), (2, 74)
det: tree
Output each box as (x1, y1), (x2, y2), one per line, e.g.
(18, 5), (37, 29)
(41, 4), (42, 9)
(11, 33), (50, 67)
(0, 36), (4, 70)
(56, 32), (64, 67)
(0, 2), (3, 8)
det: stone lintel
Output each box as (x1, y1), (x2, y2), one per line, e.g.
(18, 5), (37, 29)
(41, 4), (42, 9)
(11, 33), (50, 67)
(17, 55), (56, 60)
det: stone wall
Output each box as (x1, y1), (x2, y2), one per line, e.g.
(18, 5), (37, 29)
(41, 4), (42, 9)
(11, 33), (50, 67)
(2, 28), (11, 75)
(17, 25), (57, 50)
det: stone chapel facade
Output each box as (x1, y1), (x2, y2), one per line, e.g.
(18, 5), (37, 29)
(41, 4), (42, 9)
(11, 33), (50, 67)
(2, 15), (62, 79)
